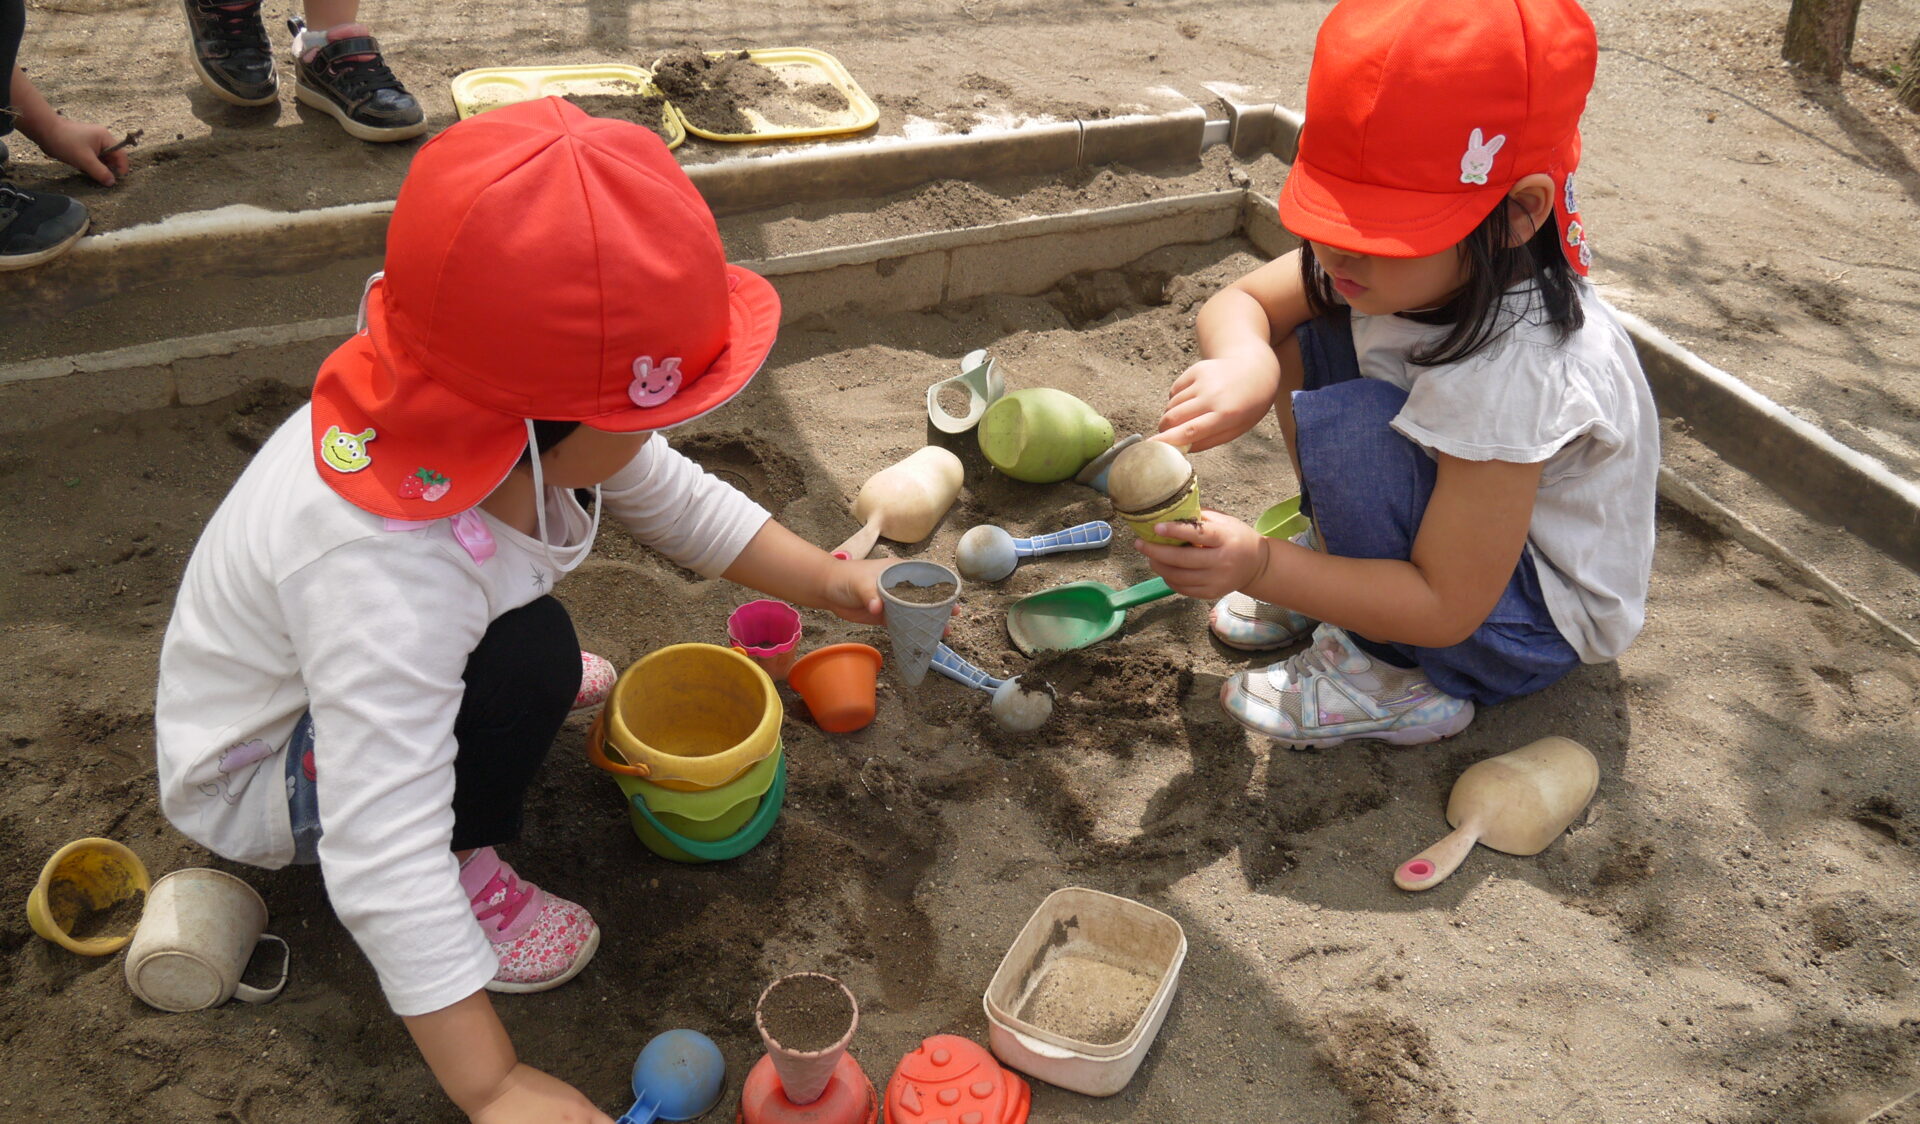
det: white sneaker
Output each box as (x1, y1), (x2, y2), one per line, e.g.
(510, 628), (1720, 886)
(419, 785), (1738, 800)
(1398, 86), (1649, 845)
(1208, 525), (1317, 651)
(1220, 624), (1473, 749)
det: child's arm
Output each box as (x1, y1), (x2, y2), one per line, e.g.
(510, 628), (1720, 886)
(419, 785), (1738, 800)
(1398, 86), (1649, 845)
(722, 519), (891, 625)
(1157, 248), (1316, 452)
(1140, 454), (1544, 648)
(406, 993), (613, 1123)
(8, 66), (127, 185)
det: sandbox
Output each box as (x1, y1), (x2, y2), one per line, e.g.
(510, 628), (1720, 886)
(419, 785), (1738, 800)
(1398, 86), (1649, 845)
(4, 144), (1920, 1123)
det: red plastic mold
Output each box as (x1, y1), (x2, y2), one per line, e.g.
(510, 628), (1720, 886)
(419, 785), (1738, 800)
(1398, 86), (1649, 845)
(737, 1051), (878, 1124)
(884, 1034), (1031, 1124)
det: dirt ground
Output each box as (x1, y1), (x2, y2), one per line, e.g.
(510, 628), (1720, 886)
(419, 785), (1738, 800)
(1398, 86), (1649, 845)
(4, 1), (1920, 1122)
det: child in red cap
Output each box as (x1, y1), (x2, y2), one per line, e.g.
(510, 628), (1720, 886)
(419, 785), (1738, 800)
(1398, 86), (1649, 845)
(1145, 0), (1657, 748)
(155, 98), (897, 1122)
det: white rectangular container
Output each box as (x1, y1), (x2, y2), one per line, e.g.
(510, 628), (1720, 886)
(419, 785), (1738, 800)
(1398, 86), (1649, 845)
(981, 887), (1186, 1096)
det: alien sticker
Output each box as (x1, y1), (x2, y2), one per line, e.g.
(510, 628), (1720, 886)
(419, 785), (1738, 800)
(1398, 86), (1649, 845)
(320, 426), (376, 473)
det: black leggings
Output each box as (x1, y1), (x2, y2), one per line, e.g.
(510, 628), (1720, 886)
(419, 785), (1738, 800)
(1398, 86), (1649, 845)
(2, 0), (25, 138)
(447, 595), (582, 849)
(288, 595), (582, 858)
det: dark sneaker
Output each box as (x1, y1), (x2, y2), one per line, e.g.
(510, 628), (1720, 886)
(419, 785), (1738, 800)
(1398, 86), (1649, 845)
(181, 0), (278, 107)
(290, 21), (426, 143)
(0, 159), (90, 270)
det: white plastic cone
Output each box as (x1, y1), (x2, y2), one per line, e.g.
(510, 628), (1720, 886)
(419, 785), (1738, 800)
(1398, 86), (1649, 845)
(878, 561), (960, 687)
(755, 973), (859, 1106)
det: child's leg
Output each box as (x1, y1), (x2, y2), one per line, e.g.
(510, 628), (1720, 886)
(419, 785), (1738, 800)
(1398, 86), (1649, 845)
(1211, 316), (1354, 651)
(1, 2), (24, 129)
(447, 596), (581, 852)
(1291, 377), (1579, 706)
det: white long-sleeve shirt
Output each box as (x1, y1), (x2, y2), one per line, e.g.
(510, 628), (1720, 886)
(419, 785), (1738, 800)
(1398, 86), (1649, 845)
(155, 404), (769, 1015)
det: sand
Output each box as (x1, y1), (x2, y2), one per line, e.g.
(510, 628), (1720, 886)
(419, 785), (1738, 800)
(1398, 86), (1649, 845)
(2, 1), (1919, 1121)
(758, 974), (855, 1054)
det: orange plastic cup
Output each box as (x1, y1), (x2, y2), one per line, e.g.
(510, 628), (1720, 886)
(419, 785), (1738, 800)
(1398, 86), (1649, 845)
(787, 644), (883, 734)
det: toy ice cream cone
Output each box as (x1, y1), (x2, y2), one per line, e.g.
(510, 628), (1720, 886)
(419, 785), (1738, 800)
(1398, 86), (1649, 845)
(1106, 440), (1199, 546)
(756, 973), (860, 1106)
(878, 560), (960, 687)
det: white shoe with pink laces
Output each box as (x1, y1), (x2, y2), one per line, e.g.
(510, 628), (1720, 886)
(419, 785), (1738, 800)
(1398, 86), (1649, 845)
(459, 847), (600, 993)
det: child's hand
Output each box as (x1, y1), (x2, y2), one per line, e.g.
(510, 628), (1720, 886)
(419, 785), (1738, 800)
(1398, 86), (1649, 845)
(821, 557), (962, 630)
(1135, 510), (1269, 600)
(34, 117), (128, 186)
(1157, 352), (1281, 453)
(469, 1063), (613, 1124)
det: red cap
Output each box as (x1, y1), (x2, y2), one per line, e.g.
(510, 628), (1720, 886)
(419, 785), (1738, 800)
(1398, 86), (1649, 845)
(1279, 0), (1598, 275)
(311, 96), (780, 519)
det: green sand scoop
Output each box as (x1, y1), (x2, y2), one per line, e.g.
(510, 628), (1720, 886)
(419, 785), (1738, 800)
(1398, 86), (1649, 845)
(1005, 576), (1176, 655)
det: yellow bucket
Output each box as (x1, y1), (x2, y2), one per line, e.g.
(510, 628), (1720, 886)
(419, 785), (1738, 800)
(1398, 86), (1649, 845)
(596, 643), (782, 791)
(26, 837), (151, 956)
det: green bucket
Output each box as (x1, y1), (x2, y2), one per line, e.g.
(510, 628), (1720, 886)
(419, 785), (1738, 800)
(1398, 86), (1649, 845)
(626, 755), (788, 864)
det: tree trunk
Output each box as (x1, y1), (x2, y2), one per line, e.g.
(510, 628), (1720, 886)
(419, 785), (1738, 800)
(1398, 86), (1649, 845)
(1782, 0), (1863, 80)
(1900, 33), (1920, 113)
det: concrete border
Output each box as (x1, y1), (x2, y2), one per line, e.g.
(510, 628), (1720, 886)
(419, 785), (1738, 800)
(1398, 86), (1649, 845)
(2, 108), (1215, 328)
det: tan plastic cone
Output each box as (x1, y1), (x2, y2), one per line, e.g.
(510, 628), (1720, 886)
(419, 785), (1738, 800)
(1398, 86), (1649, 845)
(878, 560), (960, 687)
(755, 973), (859, 1105)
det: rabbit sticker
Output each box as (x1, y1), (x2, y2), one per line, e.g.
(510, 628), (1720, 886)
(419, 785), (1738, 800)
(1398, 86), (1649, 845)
(1459, 128), (1505, 185)
(198, 738), (278, 805)
(628, 356), (683, 408)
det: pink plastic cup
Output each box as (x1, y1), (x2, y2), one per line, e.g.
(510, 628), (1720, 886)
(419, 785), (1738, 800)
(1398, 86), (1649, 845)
(728, 600), (803, 682)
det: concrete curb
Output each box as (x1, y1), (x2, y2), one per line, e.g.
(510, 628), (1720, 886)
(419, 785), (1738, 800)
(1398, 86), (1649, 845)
(2, 109), (1212, 327)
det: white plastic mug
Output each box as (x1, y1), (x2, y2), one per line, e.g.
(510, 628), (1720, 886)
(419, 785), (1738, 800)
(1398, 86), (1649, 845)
(124, 868), (288, 1012)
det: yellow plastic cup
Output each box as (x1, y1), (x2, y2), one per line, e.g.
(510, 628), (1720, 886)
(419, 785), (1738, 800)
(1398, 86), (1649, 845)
(595, 643), (783, 792)
(1119, 478), (1201, 546)
(26, 837), (151, 956)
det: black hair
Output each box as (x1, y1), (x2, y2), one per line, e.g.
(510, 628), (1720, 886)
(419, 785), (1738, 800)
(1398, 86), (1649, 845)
(1301, 195), (1584, 368)
(517, 420), (582, 466)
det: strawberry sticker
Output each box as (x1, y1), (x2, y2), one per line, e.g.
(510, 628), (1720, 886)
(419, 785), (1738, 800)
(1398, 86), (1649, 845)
(399, 467), (452, 502)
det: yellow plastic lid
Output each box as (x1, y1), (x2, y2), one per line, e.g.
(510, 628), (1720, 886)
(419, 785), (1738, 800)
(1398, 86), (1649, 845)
(651, 48), (878, 143)
(449, 64), (686, 149)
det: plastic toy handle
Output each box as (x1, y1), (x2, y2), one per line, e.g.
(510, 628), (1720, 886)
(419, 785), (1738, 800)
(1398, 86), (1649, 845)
(1394, 823), (1481, 891)
(616, 1097), (659, 1124)
(1013, 521), (1113, 557)
(832, 514), (883, 561)
(231, 934), (290, 1004)
(1113, 576), (1177, 609)
(586, 712), (650, 778)
(931, 644), (1005, 693)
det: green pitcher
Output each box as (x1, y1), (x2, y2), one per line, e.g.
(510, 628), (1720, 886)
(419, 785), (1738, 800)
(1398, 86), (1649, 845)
(976, 388), (1115, 483)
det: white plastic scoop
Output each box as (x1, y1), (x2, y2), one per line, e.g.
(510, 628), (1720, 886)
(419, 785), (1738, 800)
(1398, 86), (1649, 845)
(833, 447), (965, 559)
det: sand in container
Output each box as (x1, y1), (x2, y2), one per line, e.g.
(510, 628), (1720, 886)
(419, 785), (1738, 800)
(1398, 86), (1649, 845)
(756, 972), (859, 1105)
(878, 560), (960, 686)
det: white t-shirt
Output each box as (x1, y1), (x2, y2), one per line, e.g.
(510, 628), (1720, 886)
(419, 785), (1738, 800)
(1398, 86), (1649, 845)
(1346, 280), (1658, 662)
(155, 405), (770, 1016)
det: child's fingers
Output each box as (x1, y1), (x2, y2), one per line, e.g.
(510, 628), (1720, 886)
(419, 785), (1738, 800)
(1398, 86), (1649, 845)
(1159, 396), (1206, 429)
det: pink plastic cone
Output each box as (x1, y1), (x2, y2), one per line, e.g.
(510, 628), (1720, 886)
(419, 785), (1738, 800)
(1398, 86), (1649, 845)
(755, 973), (859, 1106)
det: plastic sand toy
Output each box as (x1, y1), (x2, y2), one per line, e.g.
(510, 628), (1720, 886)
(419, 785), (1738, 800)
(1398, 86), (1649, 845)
(885, 1035), (1029, 1124)
(954, 521), (1113, 583)
(26, 837), (150, 956)
(976, 389), (1114, 483)
(619, 1029), (726, 1123)
(738, 1053), (877, 1124)
(927, 349), (1006, 434)
(832, 448), (965, 560)
(1106, 440), (1199, 545)
(1005, 576), (1176, 656)
(591, 643), (782, 791)
(878, 560), (961, 687)
(1395, 737), (1599, 891)
(1253, 495), (1311, 540)
(729, 599), (804, 681)
(787, 644), (884, 733)
(1073, 433), (1143, 495)
(740, 972), (879, 1124)
(930, 644), (1054, 733)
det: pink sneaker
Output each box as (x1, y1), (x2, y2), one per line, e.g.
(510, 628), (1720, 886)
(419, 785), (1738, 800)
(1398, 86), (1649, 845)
(459, 847), (600, 993)
(574, 651), (616, 712)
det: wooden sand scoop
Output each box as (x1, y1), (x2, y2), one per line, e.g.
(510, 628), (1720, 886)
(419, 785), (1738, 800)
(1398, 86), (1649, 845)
(1394, 736), (1599, 892)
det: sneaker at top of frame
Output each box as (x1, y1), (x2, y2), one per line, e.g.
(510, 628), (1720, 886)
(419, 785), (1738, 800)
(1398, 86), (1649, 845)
(289, 20), (426, 143)
(182, 0), (279, 107)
